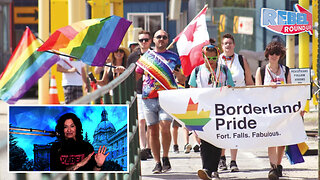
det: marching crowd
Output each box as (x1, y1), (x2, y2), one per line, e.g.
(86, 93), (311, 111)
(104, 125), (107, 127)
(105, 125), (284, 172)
(56, 29), (292, 180)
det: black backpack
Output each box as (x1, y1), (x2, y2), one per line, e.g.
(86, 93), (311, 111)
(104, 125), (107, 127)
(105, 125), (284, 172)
(260, 65), (290, 85)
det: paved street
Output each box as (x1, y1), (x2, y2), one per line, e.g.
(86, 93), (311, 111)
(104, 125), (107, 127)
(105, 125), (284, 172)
(0, 99), (318, 180)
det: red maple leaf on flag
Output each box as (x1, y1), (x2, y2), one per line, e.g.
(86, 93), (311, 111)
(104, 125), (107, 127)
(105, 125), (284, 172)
(173, 5), (209, 76)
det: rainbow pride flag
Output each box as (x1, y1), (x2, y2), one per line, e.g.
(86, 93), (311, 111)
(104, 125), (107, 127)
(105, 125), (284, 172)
(38, 16), (131, 66)
(172, 98), (211, 131)
(0, 27), (60, 104)
(136, 50), (178, 90)
(285, 142), (309, 164)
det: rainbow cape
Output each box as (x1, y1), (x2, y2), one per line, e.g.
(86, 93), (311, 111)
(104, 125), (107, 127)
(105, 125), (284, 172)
(38, 16), (131, 66)
(0, 27), (60, 104)
(285, 142), (309, 165)
(172, 98), (211, 131)
(136, 50), (178, 90)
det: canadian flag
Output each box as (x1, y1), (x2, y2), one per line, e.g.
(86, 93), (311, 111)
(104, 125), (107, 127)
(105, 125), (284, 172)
(174, 5), (209, 76)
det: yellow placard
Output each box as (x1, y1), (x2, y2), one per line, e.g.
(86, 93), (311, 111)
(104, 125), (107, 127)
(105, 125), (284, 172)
(233, 16), (239, 34)
(219, 14), (225, 32)
(14, 7), (38, 24)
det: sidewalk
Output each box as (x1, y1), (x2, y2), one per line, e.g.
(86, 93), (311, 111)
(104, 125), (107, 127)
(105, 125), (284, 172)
(141, 112), (318, 179)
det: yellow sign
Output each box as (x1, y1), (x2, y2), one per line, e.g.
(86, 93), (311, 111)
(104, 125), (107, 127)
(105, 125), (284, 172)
(14, 7), (38, 24)
(233, 16), (239, 34)
(219, 14), (226, 32)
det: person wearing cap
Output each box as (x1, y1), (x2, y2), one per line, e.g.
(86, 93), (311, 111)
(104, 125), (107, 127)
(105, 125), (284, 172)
(188, 40), (234, 180)
(218, 33), (254, 172)
(127, 30), (153, 160)
(96, 46), (130, 86)
(136, 30), (186, 174)
(128, 41), (139, 53)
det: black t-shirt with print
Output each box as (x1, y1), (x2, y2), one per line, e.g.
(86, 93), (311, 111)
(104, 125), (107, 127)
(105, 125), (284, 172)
(50, 139), (96, 171)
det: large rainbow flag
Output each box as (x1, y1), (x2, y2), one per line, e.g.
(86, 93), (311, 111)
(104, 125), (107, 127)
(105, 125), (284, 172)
(136, 50), (178, 90)
(0, 27), (60, 104)
(38, 16), (131, 66)
(172, 98), (211, 131)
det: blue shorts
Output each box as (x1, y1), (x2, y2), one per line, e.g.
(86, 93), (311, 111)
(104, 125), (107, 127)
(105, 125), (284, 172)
(142, 98), (173, 126)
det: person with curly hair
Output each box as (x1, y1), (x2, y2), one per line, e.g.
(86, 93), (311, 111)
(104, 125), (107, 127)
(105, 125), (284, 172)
(50, 113), (109, 171)
(255, 41), (291, 180)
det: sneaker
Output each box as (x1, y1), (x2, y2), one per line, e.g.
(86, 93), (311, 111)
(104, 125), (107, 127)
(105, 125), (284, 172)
(197, 169), (212, 180)
(162, 157), (171, 172)
(230, 160), (239, 172)
(218, 158), (227, 170)
(146, 148), (153, 159)
(140, 148), (148, 161)
(268, 168), (279, 180)
(212, 172), (221, 180)
(173, 144), (179, 153)
(152, 162), (162, 174)
(193, 144), (200, 152)
(277, 165), (283, 177)
(184, 143), (192, 153)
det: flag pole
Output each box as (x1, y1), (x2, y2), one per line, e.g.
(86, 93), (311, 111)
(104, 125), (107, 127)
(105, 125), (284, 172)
(166, 4), (208, 50)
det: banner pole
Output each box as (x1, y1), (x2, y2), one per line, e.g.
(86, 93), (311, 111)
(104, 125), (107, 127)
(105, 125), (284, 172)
(231, 83), (311, 89)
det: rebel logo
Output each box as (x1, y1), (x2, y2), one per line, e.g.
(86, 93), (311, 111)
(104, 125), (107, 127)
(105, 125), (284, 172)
(260, 4), (313, 35)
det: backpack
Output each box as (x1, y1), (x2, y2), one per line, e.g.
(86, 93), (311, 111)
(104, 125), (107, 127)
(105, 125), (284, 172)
(194, 65), (229, 85)
(260, 65), (290, 85)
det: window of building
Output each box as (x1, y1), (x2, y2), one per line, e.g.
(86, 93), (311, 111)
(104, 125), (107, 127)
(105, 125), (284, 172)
(127, 13), (163, 36)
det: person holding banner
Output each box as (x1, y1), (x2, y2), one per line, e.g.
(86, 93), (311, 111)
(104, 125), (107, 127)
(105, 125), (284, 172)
(188, 42), (234, 180)
(255, 41), (291, 180)
(136, 30), (186, 174)
(218, 33), (254, 172)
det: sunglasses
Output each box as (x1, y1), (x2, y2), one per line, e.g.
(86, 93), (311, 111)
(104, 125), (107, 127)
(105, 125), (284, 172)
(139, 38), (149, 43)
(269, 52), (280, 56)
(115, 49), (125, 53)
(206, 56), (218, 61)
(155, 35), (168, 40)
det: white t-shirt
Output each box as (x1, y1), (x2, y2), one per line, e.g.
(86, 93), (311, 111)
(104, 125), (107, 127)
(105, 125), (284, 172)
(219, 53), (245, 87)
(263, 64), (287, 85)
(57, 56), (85, 86)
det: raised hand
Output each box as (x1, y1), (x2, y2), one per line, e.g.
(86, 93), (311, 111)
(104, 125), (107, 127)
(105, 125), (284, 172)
(95, 145), (109, 167)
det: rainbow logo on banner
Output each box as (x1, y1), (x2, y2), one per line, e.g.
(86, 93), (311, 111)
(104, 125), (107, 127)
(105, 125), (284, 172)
(172, 98), (211, 131)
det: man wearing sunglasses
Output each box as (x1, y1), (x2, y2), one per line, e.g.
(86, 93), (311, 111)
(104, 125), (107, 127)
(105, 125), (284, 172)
(136, 30), (186, 174)
(127, 30), (153, 161)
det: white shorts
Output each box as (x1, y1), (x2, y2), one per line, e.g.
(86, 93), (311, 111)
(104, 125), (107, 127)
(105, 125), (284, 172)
(137, 94), (145, 120)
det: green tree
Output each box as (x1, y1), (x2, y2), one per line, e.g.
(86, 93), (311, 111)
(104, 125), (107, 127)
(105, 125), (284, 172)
(9, 133), (29, 171)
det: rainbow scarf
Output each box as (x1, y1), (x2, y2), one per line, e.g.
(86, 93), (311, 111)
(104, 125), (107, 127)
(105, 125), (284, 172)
(136, 50), (178, 90)
(172, 98), (211, 131)
(285, 142), (309, 164)
(0, 27), (60, 104)
(38, 16), (131, 66)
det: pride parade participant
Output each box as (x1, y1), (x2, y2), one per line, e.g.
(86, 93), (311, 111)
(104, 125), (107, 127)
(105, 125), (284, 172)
(218, 33), (254, 172)
(189, 40), (234, 180)
(255, 41), (291, 180)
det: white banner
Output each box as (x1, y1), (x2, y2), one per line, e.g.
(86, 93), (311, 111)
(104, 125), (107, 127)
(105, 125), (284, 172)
(158, 85), (309, 149)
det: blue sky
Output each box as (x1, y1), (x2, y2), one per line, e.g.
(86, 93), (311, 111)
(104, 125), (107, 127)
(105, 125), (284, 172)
(9, 105), (128, 160)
